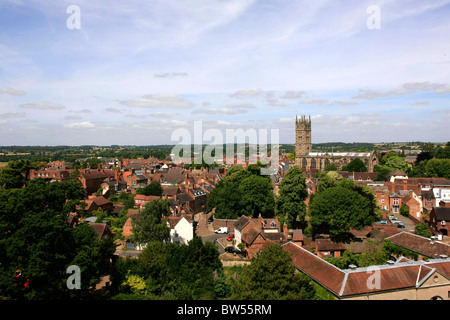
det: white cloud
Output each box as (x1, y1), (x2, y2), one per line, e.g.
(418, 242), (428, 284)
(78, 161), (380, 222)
(120, 93), (194, 108)
(20, 103), (65, 110)
(229, 89), (264, 98)
(64, 121), (95, 129)
(353, 82), (450, 100)
(0, 87), (26, 96)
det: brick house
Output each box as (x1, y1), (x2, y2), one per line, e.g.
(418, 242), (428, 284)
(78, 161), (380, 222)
(81, 195), (114, 213)
(79, 169), (116, 195)
(234, 214), (288, 259)
(134, 194), (161, 209)
(422, 190), (436, 213)
(29, 168), (70, 182)
(429, 205), (450, 237)
(402, 194), (422, 219)
(389, 192), (403, 214)
(88, 222), (113, 239)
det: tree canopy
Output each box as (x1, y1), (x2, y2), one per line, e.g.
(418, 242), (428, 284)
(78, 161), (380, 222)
(276, 166), (308, 227)
(0, 179), (116, 300)
(131, 199), (171, 245)
(231, 243), (316, 300)
(207, 164), (275, 219)
(308, 179), (379, 242)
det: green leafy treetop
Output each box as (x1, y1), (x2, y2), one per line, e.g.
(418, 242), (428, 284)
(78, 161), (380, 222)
(276, 166), (308, 228)
(231, 243), (316, 300)
(131, 199), (171, 246)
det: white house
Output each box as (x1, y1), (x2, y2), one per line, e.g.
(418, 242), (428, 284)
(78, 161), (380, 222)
(433, 179), (450, 207)
(167, 216), (194, 245)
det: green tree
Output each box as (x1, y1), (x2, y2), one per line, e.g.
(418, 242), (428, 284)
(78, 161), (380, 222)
(208, 165), (275, 219)
(276, 166), (308, 227)
(308, 184), (378, 242)
(231, 243), (316, 300)
(384, 156), (410, 172)
(415, 223), (432, 238)
(0, 168), (25, 189)
(0, 179), (114, 300)
(239, 175), (275, 218)
(373, 165), (391, 181)
(425, 159), (450, 178)
(316, 173), (338, 194)
(324, 163), (338, 172)
(400, 203), (409, 217)
(435, 142), (450, 159)
(342, 158), (367, 172)
(136, 181), (163, 196)
(131, 199), (171, 245)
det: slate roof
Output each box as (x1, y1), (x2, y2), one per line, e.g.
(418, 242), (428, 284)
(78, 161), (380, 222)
(433, 207), (450, 221)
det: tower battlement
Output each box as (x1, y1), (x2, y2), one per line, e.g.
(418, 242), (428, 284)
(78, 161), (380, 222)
(295, 114), (311, 129)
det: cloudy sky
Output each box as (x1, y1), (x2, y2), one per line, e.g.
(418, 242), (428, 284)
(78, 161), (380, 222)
(0, 0), (449, 146)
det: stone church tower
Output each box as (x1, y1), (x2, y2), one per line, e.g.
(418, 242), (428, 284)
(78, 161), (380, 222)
(294, 114), (379, 172)
(295, 114), (312, 156)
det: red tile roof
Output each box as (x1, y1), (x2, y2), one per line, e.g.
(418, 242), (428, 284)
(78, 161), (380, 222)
(282, 241), (450, 298)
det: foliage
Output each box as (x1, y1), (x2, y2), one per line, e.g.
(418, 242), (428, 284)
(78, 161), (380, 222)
(400, 203), (409, 217)
(424, 159), (450, 179)
(373, 165), (391, 181)
(0, 168), (25, 189)
(435, 142), (450, 159)
(384, 156), (410, 173)
(207, 164), (275, 219)
(308, 180), (378, 242)
(0, 179), (116, 300)
(131, 199), (171, 245)
(231, 243), (316, 300)
(342, 158), (367, 172)
(324, 163), (338, 171)
(111, 237), (222, 300)
(136, 182), (163, 197)
(415, 223), (432, 238)
(276, 166), (308, 227)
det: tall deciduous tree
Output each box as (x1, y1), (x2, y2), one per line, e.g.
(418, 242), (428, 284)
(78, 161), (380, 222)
(308, 183), (378, 242)
(276, 166), (308, 227)
(131, 199), (171, 245)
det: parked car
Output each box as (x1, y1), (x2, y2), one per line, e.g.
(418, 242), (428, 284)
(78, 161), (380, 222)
(376, 219), (388, 224)
(225, 246), (240, 254)
(396, 223), (405, 228)
(227, 234), (235, 241)
(215, 227), (228, 234)
(208, 215), (214, 223)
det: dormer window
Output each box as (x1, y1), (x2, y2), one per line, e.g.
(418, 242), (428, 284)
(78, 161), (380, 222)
(270, 221), (276, 228)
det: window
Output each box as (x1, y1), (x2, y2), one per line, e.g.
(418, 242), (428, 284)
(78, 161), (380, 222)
(302, 158), (307, 168)
(270, 221), (276, 228)
(393, 199), (399, 205)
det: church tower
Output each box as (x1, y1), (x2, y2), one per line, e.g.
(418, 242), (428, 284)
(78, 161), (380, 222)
(295, 114), (311, 156)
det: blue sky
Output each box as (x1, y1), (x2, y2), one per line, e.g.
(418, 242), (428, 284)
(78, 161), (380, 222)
(0, 0), (449, 145)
